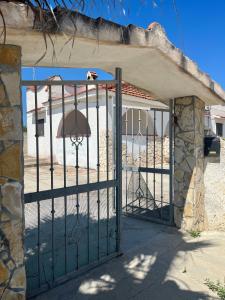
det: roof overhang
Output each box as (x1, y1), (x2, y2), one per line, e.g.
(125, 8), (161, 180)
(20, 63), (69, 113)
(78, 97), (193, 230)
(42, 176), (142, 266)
(1, 2), (225, 105)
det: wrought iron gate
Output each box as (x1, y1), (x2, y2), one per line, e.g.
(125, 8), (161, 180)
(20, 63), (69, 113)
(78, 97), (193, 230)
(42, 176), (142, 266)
(122, 101), (174, 225)
(22, 68), (122, 297)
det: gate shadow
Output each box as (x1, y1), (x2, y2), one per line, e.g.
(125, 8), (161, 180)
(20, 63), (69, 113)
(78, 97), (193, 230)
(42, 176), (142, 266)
(25, 209), (117, 295)
(29, 216), (214, 300)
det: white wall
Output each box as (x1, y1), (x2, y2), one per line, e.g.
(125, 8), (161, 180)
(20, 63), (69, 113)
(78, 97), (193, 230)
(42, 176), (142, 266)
(27, 91), (114, 169)
(205, 113), (225, 138)
(27, 109), (51, 159)
(56, 100), (106, 169)
(204, 105), (225, 138)
(26, 87), (169, 169)
(26, 88), (48, 112)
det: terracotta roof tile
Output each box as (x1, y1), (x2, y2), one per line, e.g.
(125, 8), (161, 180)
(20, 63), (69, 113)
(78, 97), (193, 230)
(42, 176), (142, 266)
(27, 107), (44, 113)
(27, 80), (156, 102)
(107, 82), (156, 100)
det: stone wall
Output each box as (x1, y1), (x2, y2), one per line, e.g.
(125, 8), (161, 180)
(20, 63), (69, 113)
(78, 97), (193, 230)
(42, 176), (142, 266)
(99, 130), (170, 172)
(174, 96), (206, 231)
(0, 46), (26, 299)
(122, 136), (170, 167)
(204, 138), (225, 230)
(99, 130), (114, 173)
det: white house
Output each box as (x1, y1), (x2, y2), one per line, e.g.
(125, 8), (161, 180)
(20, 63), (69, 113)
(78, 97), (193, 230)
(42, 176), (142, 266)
(26, 73), (169, 170)
(205, 105), (225, 138)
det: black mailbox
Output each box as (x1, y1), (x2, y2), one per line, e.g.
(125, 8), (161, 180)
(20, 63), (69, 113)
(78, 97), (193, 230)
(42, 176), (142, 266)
(204, 136), (220, 156)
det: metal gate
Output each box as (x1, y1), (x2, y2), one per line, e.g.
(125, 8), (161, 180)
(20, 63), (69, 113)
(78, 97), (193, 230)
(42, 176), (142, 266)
(22, 68), (122, 297)
(122, 101), (174, 225)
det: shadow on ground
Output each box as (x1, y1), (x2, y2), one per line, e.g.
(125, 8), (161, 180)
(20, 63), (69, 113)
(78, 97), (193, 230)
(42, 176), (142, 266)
(29, 216), (217, 300)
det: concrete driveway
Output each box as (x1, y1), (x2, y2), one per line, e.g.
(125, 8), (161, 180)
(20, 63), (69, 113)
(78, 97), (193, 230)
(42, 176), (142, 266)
(32, 217), (225, 300)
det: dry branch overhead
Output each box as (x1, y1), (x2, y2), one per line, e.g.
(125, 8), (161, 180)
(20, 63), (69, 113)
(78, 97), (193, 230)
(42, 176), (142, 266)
(0, 0), (126, 62)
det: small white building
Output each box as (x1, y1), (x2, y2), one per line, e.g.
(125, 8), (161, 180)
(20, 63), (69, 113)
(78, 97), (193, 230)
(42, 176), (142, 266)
(205, 105), (225, 138)
(26, 74), (169, 170)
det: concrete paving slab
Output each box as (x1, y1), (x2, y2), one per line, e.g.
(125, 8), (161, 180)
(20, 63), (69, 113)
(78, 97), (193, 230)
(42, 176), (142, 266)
(32, 217), (225, 300)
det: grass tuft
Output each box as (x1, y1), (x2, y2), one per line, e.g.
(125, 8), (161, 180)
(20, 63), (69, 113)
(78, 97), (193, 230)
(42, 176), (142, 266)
(205, 279), (225, 300)
(188, 230), (201, 238)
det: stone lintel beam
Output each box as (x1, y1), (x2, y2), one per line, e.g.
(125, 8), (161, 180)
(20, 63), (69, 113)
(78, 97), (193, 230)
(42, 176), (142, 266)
(0, 2), (225, 105)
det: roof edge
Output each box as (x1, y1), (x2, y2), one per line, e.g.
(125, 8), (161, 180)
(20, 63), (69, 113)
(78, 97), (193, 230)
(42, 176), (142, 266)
(1, 1), (225, 104)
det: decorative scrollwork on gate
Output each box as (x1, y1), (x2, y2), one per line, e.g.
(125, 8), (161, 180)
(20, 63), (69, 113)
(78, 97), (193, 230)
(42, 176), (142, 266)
(70, 135), (83, 148)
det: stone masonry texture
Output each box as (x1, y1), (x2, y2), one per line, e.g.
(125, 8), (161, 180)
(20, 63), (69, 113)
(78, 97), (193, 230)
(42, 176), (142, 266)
(99, 130), (170, 173)
(0, 45), (26, 299)
(174, 96), (206, 231)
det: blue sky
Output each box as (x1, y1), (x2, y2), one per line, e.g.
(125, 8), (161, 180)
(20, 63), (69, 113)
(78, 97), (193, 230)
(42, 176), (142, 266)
(22, 0), (225, 124)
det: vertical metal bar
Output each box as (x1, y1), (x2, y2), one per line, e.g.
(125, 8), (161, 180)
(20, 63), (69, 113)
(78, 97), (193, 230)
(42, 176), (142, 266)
(125, 108), (128, 212)
(169, 99), (174, 225)
(34, 87), (40, 193)
(145, 110), (149, 209)
(49, 85), (55, 282)
(115, 67), (122, 253)
(62, 85), (67, 274)
(62, 85), (66, 188)
(96, 84), (100, 260)
(34, 86), (41, 288)
(74, 85), (79, 270)
(208, 107), (210, 130)
(138, 109), (141, 208)
(74, 86), (79, 190)
(131, 108), (134, 212)
(153, 110), (156, 208)
(106, 85), (110, 255)
(74, 86), (79, 193)
(112, 98), (116, 211)
(160, 111), (164, 219)
(86, 85), (90, 263)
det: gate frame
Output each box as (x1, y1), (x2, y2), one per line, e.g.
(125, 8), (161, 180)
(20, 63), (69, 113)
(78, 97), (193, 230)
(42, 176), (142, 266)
(22, 68), (123, 298)
(122, 99), (174, 226)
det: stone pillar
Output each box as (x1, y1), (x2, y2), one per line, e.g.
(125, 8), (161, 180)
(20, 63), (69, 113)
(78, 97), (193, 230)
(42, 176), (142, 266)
(174, 96), (206, 231)
(0, 46), (26, 299)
